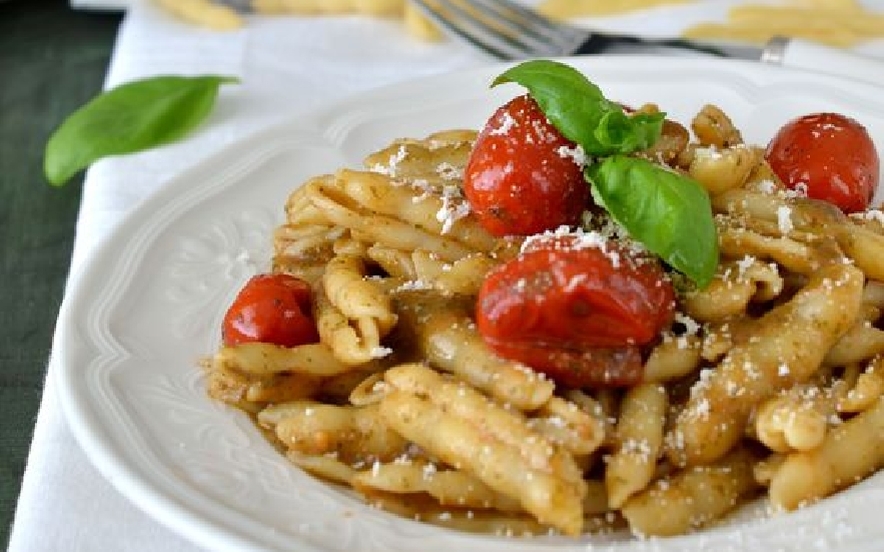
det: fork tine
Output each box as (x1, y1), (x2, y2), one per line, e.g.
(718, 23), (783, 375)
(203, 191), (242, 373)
(410, 0), (560, 59)
(462, 0), (588, 55)
(469, 0), (585, 43)
(411, 0), (537, 59)
(454, 0), (572, 54)
(469, 0), (735, 57)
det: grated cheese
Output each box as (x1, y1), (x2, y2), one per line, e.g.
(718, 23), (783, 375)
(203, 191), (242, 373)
(556, 143), (588, 167)
(370, 346), (393, 358)
(777, 205), (794, 234)
(489, 111), (517, 136)
(435, 184), (470, 234)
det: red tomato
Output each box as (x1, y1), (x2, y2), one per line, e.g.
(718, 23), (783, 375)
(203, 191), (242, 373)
(476, 235), (675, 388)
(463, 94), (589, 236)
(765, 112), (880, 213)
(222, 273), (319, 348)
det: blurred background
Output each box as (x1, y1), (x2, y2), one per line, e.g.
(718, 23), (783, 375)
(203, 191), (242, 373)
(0, 1), (122, 547)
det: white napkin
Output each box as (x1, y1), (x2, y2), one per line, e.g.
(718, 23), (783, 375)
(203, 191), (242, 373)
(10, 2), (884, 551)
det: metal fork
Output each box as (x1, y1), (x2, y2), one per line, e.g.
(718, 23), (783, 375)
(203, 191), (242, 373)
(409, 0), (763, 60)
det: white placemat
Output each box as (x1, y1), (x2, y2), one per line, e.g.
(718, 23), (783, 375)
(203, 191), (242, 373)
(12, 2), (884, 551)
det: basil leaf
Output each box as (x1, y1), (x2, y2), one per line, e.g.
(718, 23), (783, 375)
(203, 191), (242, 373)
(44, 75), (239, 186)
(586, 156), (719, 287)
(492, 59), (664, 156)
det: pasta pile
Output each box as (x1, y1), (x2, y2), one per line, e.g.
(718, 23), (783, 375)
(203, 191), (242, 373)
(153, 0), (443, 38)
(681, 0), (884, 48)
(205, 105), (884, 538)
(154, 0), (884, 49)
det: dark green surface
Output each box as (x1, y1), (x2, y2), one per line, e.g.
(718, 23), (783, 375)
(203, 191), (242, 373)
(0, 1), (122, 547)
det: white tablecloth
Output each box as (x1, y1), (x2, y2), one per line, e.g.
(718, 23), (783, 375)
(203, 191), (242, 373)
(8, 2), (884, 551)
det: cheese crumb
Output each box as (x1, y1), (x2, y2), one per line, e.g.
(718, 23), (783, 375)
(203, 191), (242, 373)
(489, 111), (517, 136)
(436, 184), (470, 234)
(370, 346), (393, 358)
(777, 205), (794, 234)
(556, 143), (588, 167)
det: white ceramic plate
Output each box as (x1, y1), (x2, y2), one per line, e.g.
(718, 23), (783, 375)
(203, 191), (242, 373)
(56, 56), (884, 552)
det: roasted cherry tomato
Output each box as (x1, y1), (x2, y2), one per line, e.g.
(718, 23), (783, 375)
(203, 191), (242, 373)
(222, 273), (319, 347)
(765, 112), (880, 213)
(463, 94), (589, 236)
(476, 235), (675, 388)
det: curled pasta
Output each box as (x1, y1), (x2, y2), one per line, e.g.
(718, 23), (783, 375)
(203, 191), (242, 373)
(668, 262), (864, 467)
(688, 144), (758, 196)
(351, 461), (524, 513)
(260, 401), (409, 463)
(605, 383), (668, 508)
(324, 255), (397, 331)
(393, 290), (556, 411)
(752, 389), (834, 453)
(691, 104), (743, 148)
(768, 396), (884, 510)
(621, 447), (760, 537)
(680, 256), (783, 323)
(378, 387), (586, 535)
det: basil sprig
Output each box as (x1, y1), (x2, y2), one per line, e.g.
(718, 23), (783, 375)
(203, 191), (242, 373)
(587, 156), (718, 287)
(491, 59), (718, 288)
(45, 75), (239, 186)
(493, 60), (664, 156)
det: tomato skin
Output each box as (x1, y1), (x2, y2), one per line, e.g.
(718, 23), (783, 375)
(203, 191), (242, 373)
(489, 341), (644, 389)
(765, 112), (880, 213)
(463, 94), (589, 237)
(475, 236), (675, 388)
(222, 273), (319, 348)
